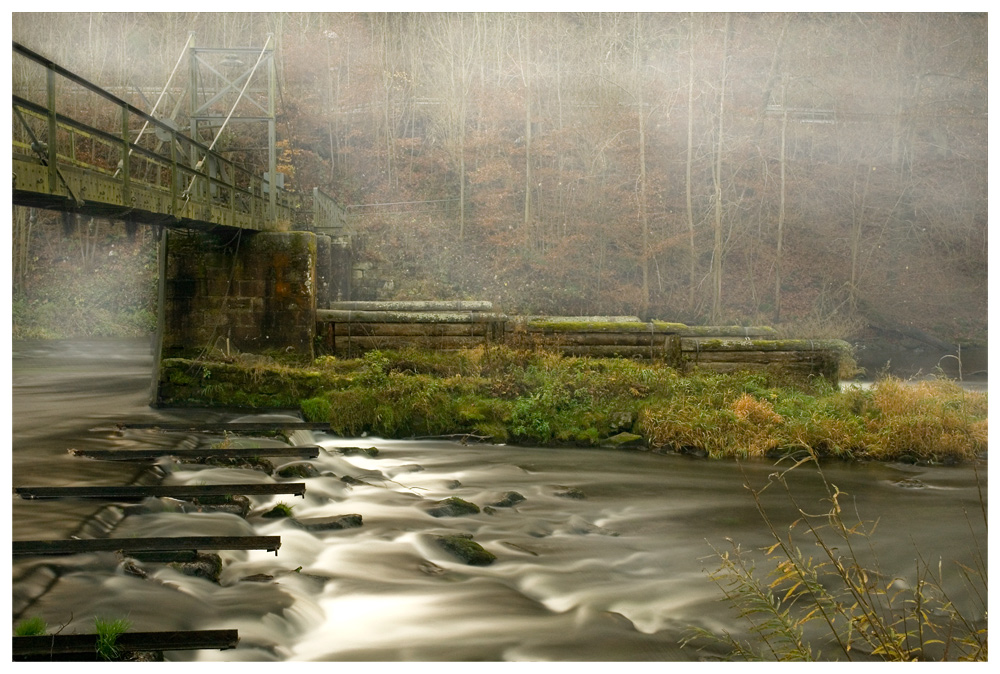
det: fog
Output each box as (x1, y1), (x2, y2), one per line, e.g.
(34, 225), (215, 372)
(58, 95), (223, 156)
(11, 12), (988, 347)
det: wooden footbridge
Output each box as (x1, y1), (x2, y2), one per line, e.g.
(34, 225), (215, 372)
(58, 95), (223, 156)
(12, 40), (344, 232)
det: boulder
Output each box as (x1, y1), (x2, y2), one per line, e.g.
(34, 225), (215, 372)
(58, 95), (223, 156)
(490, 491), (526, 508)
(435, 534), (496, 566)
(426, 496), (480, 518)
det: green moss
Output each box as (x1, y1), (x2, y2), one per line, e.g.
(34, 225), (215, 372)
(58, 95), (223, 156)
(14, 617), (47, 636)
(427, 496), (481, 517)
(157, 347), (985, 465)
(523, 320), (678, 333)
(261, 502), (295, 518)
(436, 534), (496, 566)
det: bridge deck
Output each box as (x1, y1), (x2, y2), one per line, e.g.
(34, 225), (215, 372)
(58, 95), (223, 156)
(12, 40), (303, 232)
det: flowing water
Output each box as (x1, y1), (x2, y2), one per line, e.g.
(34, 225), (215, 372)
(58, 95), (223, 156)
(10, 340), (988, 661)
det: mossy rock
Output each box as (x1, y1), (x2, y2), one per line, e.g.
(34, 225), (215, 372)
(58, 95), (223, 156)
(554, 487), (587, 499)
(190, 494), (251, 518)
(490, 491), (526, 508)
(168, 552), (223, 583)
(338, 446), (380, 458)
(276, 462), (320, 478)
(436, 534), (496, 566)
(261, 503), (295, 518)
(292, 514), (364, 531)
(426, 496), (481, 518)
(605, 432), (644, 448)
(202, 456), (275, 473)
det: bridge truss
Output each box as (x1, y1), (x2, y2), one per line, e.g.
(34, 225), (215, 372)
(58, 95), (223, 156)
(12, 40), (300, 232)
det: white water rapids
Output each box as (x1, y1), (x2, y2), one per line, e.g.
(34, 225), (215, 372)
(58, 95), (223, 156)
(11, 340), (987, 661)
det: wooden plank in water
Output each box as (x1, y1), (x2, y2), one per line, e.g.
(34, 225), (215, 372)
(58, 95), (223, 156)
(13, 629), (240, 658)
(15, 483), (307, 500)
(13, 536), (281, 557)
(69, 446), (321, 462)
(113, 422), (330, 432)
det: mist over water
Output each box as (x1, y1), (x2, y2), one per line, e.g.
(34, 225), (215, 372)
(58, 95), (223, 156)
(11, 340), (987, 661)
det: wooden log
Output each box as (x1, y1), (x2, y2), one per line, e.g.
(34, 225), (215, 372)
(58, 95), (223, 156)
(333, 322), (490, 337)
(333, 335), (486, 351)
(318, 309), (504, 324)
(69, 446), (321, 462)
(512, 319), (681, 334)
(549, 345), (674, 358)
(683, 350), (837, 363)
(527, 333), (676, 346)
(13, 629), (240, 658)
(15, 483), (307, 500)
(13, 536), (282, 557)
(675, 325), (778, 337)
(681, 338), (849, 352)
(520, 315), (642, 323)
(687, 361), (823, 374)
(329, 300), (494, 312)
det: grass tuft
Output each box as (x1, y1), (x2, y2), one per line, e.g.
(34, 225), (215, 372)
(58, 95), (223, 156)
(94, 616), (130, 660)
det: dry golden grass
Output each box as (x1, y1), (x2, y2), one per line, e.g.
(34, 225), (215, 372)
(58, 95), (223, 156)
(731, 393), (783, 425)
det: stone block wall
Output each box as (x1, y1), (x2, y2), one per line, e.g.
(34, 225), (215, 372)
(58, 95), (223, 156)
(161, 229), (317, 358)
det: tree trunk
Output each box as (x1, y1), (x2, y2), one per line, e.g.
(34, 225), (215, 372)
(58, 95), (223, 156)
(774, 75), (788, 323)
(710, 13), (731, 324)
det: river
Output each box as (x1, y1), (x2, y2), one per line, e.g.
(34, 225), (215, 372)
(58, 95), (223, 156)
(10, 339), (988, 661)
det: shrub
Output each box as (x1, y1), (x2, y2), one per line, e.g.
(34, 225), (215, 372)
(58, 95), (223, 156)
(685, 456), (988, 661)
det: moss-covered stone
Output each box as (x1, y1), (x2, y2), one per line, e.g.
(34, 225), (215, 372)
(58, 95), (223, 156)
(490, 491), (526, 508)
(338, 447), (380, 458)
(168, 553), (223, 583)
(260, 503), (295, 518)
(293, 514), (364, 531)
(276, 462), (320, 478)
(426, 496), (481, 518)
(605, 432), (645, 448)
(435, 534), (496, 566)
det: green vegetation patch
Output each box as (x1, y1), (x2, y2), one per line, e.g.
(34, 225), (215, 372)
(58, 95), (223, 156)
(160, 345), (986, 465)
(14, 617), (47, 636)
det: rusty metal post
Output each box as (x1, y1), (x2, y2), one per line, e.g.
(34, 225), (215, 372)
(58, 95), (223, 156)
(46, 68), (57, 194)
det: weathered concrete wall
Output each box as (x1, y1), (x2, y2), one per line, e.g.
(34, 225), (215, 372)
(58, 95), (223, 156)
(161, 229), (317, 359)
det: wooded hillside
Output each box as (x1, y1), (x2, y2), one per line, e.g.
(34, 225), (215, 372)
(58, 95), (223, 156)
(12, 12), (987, 344)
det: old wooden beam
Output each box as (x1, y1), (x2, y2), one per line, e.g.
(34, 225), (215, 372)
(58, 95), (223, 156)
(13, 536), (282, 557)
(548, 345), (674, 358)
(13, 629), (239, 658)
(69, 446), (321, 462)
(683, 350), (837, 363)
(329, 300), (494, 312)
(15, 483), (306, 500)
(317, 309), (504, 324)
(332, 322), (490, 337)
(513, 319), (682, 334)
(333, 335), (486, 352)
(527, 333), (675, 346)
(681, 338), (849, 352)
(675, 325), (778, 338)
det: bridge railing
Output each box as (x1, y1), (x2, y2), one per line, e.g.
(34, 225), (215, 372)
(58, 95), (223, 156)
(312, 187), (349, 231)
(12, 41), (292, 231)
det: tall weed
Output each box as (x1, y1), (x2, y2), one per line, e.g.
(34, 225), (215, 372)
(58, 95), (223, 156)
(685, 455), (987, 661)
